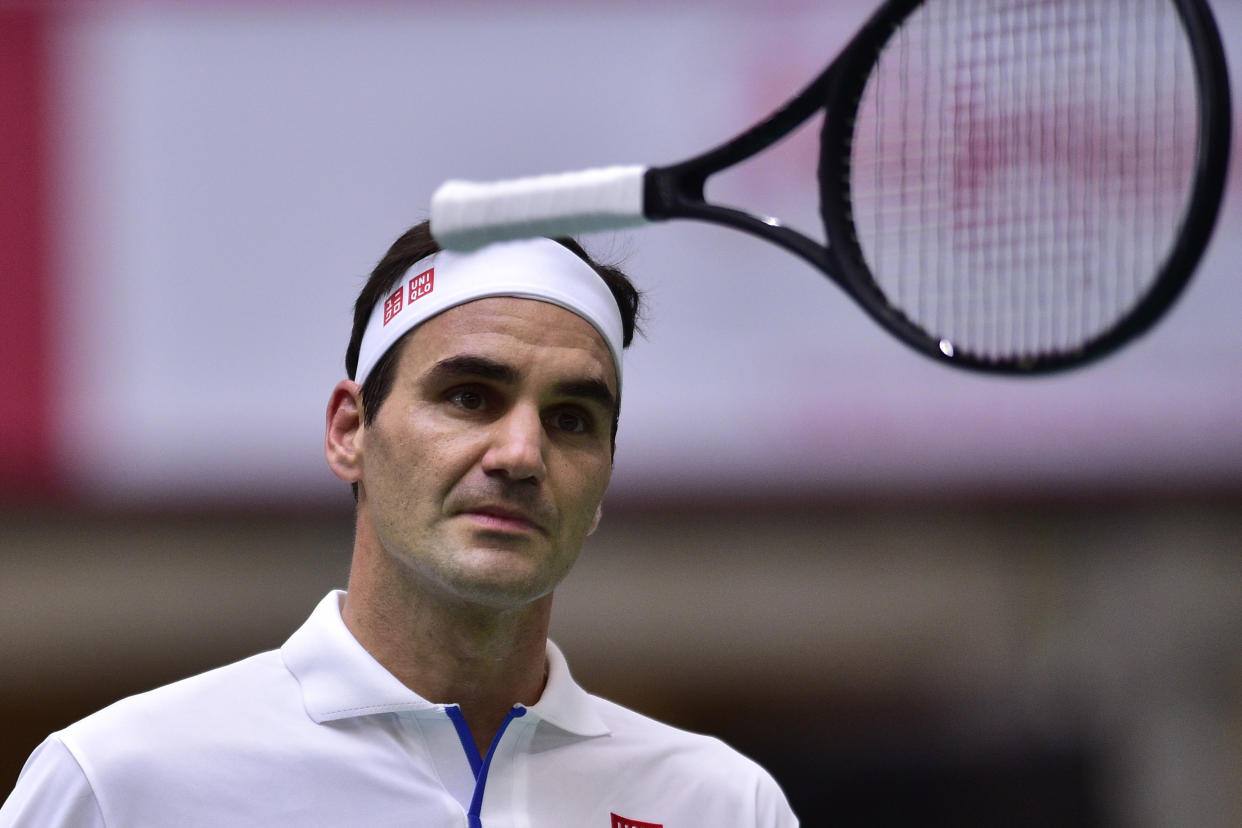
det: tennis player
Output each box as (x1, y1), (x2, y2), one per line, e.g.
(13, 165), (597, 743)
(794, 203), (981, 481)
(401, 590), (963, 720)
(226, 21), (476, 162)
(1, 222), (797, 827)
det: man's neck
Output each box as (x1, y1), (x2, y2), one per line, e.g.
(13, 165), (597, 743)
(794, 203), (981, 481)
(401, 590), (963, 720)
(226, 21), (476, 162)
(340, 540), (552, 757)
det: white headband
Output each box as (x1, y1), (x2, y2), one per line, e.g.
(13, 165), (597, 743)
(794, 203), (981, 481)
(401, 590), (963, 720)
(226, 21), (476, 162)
(354, 237), (624, 390)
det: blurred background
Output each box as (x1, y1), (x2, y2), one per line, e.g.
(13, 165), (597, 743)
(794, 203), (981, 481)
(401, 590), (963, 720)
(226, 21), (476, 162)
(2, 1), (1240, 824)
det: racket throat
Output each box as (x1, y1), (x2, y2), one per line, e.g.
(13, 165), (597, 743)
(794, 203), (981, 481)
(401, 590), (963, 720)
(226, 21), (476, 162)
(644, 165), (837, 280)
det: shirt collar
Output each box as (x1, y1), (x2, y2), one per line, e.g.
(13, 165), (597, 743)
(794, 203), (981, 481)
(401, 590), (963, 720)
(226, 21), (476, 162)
(281, 591), (609, 738)
(281, 591), (438, 722)
(531, 638), (610, 737)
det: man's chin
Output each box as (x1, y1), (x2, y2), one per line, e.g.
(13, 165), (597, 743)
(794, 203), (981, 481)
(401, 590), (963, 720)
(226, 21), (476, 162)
(438, 552), (564, 612)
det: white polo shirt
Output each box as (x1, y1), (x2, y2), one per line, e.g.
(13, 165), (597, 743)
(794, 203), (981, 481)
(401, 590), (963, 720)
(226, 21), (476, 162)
(2, 591), (798, 827)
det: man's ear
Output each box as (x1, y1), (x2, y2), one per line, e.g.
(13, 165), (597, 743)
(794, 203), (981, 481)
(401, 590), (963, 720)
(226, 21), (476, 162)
(587, 503), (603, 535)
(325, 380), (364, 484)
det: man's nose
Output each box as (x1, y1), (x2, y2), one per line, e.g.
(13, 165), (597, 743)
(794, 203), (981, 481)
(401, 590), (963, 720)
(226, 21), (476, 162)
(481, 404), (547, 483)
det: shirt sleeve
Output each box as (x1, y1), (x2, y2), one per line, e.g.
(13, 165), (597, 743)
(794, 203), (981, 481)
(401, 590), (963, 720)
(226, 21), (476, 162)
(755, 767), (800, 828)
(0, 736), (107, 828)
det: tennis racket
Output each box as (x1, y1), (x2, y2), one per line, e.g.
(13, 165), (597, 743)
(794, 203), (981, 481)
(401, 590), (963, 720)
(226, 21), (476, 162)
(430, 0), (1232, 374)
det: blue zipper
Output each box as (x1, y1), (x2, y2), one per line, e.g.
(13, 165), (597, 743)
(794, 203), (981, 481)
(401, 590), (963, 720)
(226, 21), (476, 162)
(445, 704), (528, 828)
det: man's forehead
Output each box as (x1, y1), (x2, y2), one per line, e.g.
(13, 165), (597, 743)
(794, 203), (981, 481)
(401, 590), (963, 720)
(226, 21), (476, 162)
(352, 239), (625, 392)
(405, 297), (618, 391)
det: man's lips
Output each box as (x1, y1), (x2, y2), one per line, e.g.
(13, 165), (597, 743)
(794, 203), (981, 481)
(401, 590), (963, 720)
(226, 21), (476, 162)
(459, 505), (548, 535)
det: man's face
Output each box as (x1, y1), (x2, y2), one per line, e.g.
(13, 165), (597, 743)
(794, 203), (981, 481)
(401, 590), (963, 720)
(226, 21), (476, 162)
(357, 296), (617, 611)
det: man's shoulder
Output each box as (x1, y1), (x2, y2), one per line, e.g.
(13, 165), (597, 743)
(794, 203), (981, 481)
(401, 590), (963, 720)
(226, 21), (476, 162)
(540, 692), (798, 824)
(586, 693), (718, 745)
(58, 648), (292, 763)
(584, 693), (780, 784)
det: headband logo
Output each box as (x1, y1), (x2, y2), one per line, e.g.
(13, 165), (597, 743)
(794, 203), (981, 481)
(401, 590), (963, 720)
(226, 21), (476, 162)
(409, 268), (435, 304)
(382, 287), (403, 325)
(382, 268), (435, 327)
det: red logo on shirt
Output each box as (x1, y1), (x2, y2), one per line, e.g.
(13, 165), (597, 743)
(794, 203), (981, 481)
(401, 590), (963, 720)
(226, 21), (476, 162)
(409, 267), (434, 303)
(611, 815), (662, 828)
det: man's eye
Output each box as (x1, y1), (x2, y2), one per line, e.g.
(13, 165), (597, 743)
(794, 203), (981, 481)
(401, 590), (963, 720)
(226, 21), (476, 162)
(550, 410), (588, 433)
(449, 389), (485, 410)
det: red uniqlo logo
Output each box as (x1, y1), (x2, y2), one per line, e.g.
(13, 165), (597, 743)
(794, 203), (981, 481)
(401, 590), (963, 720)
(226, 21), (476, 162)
(611, 814), (662, 828)
(409, 267), (434, 303)
(382, 287), (404, 325)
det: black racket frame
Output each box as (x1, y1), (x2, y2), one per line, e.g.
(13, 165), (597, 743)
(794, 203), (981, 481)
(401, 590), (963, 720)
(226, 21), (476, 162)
(641, 0), (1232, 374)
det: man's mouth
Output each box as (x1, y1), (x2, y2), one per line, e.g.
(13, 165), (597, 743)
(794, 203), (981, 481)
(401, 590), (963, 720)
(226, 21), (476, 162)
(460, 505), (547, 535)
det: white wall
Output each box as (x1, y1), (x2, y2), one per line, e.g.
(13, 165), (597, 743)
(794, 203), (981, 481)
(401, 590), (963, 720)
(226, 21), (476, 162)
(46, 2), (1242, 505)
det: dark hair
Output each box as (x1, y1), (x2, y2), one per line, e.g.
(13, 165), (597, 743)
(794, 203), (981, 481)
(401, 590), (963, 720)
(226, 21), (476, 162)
(345, 220), (642, 440)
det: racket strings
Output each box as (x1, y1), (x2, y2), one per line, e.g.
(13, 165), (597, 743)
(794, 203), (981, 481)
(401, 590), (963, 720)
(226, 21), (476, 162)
(848, 0), (1199, 362)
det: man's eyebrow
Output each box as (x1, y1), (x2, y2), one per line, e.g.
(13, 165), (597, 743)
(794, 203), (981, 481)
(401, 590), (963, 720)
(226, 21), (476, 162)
(426, 354), (616, 413)
(425, 355), (518, 385)
(553, 378), (617, 415)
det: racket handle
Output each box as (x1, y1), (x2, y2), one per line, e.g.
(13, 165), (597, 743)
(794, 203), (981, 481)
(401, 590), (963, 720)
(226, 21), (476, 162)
(430, 165), (649, 250)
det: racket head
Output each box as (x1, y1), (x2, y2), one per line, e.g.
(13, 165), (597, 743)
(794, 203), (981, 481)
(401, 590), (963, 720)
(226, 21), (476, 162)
(819, 0), (1232, 374)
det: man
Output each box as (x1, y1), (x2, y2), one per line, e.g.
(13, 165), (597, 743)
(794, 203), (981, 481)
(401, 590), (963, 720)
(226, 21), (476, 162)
(2, 222), (798, 826)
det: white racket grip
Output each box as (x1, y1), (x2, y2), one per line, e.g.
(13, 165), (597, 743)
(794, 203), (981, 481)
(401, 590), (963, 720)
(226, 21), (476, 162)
(430, 165), (650, 251)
